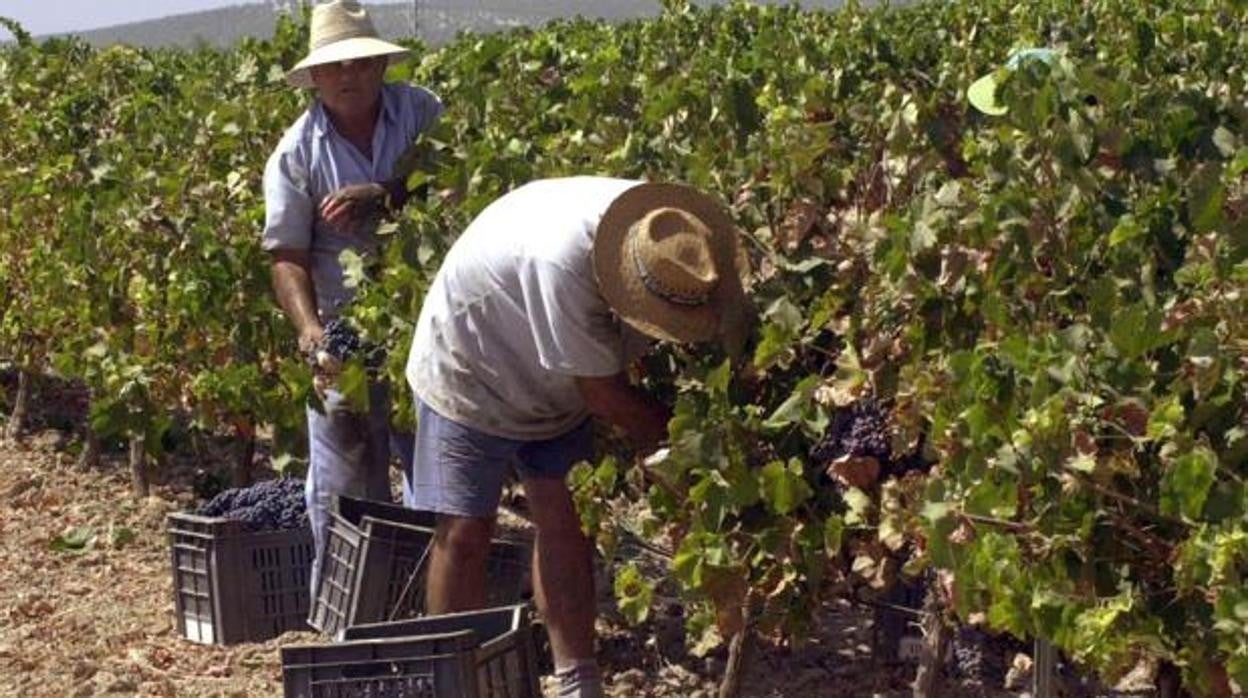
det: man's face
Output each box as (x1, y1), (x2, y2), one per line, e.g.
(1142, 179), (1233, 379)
(310, 56), (387, 121)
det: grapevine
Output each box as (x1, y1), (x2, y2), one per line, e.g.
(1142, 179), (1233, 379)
(0, 1), (1243, 693)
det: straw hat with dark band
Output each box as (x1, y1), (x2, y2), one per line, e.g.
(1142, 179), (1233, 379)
(285, 1), (410, 89)
(594, 183), (751, 346)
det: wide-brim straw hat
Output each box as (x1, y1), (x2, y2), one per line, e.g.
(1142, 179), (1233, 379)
(285, 1), (410, 89)
(594, 183), (752, 349)
(967, 47), (1059, 115)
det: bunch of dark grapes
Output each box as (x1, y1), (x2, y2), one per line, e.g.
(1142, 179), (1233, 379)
(811, 398), (892, 466)
(196, 477), (307, 532)
(320, 319), (361, 361)
(948, 627), (1030, 688)
(320, 318), (384, 369)
(811, 398), (933, 479)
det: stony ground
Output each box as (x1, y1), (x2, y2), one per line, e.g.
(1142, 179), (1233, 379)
(0, 431), (300, 697)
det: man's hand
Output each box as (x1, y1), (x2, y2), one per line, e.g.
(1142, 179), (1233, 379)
(298, 324), (325, 357)
(575, 373), (671, 450)
(295, 324), (341, 400)
(319, 182), (390, 234)
(269, 250), (337, 400)
(270, 250), (329, 398)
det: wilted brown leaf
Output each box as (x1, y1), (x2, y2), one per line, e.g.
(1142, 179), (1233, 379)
(702, 566), (749, 638)
(779, 198), (822, 252)
(1100, 400), (1149, 437)
(827, 455), (880, 489)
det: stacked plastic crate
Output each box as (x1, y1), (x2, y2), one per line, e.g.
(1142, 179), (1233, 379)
(283, 604), (542, 698)
(167, 511), (314, 645)
(307, 496), (530, 638)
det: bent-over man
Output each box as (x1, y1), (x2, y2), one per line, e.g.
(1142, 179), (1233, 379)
(405, 177), (751, 697)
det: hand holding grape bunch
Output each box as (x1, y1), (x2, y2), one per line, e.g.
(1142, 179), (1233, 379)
(305, 319), (383, 398)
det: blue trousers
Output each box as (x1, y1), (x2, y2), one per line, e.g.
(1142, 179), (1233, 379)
(305, 382), (413, 592)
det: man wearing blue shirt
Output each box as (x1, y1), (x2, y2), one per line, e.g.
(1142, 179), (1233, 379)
(261, 0), (443, 592)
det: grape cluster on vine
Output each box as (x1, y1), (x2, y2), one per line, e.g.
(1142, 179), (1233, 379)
(196, 477), (307, 531)
(810, 398), (931, 481)
(812, 398), (892, 465)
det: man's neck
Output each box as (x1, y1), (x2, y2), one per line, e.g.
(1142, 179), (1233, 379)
(326, 100), (381, 159)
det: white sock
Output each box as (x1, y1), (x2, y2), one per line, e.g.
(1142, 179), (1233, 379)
(555, 659), (603, 698)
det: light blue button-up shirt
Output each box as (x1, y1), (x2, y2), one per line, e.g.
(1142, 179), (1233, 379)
(262, 83), (443, 320)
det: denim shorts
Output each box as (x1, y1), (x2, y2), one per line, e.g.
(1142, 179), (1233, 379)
(403, 401), (594, 518)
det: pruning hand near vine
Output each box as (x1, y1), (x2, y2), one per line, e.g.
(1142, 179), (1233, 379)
(261, 0), (443, 594)
(317, 177), (411, 235)
(404, 177), (753, 697)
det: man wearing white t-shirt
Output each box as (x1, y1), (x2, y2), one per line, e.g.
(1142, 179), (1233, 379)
(405, 177), (751, 697)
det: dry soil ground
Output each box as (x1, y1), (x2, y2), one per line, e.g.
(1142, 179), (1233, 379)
(0, 375), (1033, 697)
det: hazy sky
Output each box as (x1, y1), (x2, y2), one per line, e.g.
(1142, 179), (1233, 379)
(0, 1), (266, 37)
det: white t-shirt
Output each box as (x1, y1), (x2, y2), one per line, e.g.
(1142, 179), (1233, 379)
(406, 176), (649, 440)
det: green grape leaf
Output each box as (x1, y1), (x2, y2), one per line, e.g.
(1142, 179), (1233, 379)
(843, 487), (873, 527)
(1160, 448), (1217, 521)
(759, 458), (813, 516)
(614, 562), (655, 626)
(763, 374), (821, 431)
(824, 514), (845, 556)
(50, 527), (96, 554)
(1148, 396), (1185, 440)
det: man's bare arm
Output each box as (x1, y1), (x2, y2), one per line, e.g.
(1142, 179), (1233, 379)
(270, 249), (323, 352)
(575, 373), (671, 450)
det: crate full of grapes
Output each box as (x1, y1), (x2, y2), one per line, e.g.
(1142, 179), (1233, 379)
(168, 477), (314, 645)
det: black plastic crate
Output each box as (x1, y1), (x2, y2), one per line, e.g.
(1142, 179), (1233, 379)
(282, 630), (480, 698)
(333, 495), (438, 531)
(343, 604), (541, 698)
(310, 512), (436, 638)
(309, 496), (530, 639)
(168, 512), (314, 644)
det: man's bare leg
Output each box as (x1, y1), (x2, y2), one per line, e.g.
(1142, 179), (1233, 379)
(425, 514), (494, 614)
(522, 475), (599, 694)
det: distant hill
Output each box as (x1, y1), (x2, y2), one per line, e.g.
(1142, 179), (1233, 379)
(14, 1), (853, 50)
